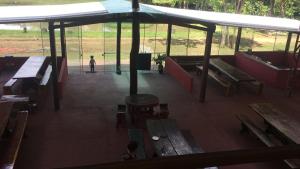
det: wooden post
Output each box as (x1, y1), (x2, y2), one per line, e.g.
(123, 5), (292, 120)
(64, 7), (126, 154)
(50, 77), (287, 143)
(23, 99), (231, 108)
(234, 27), (242, 53)
(130, 1), (140, 95)
(49, 21), (60, 111)
(116, 21), (122, 74)
(200, 27), (215, 102)
(166, 24), (172, 56)
(285, 32), (292, 56)
(60, 22), (67, 59)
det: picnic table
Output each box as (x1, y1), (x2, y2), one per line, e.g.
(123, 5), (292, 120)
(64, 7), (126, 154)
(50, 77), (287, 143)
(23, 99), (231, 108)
(210, 58), (263, 94)
(125, 94), (159, 123)
(0, 102), (13, 137)
(146, 119), (194, 157)
(210, 58), (256, 84)
(13, 56), (46, 79)
(249, 103), (300, 144)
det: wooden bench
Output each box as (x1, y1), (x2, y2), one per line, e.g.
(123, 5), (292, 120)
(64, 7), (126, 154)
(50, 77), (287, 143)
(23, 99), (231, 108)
(236, 114), (300, 169)
(181, 130), (204, 154)
(197, 66), (231, 96)
(0, 110), (28, 169)
(39, 65), (52, 86)
(181, 130), (219, 169)
(1, 95), (31, 112)
(3, 79), (22, 95)
(128, 129), (146, 160)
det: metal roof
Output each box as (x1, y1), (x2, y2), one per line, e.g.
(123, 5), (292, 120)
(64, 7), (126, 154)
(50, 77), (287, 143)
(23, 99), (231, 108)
(0, 0), (299, 32)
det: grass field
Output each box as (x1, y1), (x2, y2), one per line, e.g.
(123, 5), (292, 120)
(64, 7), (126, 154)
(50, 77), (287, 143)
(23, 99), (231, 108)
(0, 0), (294, 67)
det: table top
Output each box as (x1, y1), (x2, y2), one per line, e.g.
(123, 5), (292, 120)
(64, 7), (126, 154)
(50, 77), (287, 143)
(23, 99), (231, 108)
(0, 102), (13, 137)
(125, 94), (159, 107)
(210, 58), (256, 83)
(250, 103), (300, 144)
(147, 119), (194, 157)
(13, 56), (46, 79)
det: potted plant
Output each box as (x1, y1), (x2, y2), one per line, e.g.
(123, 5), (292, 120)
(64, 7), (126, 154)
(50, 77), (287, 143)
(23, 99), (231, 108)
(153, 53), (166, 74)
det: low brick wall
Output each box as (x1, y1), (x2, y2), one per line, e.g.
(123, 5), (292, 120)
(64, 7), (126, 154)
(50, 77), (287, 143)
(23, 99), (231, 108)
(165, 57), (193, 93)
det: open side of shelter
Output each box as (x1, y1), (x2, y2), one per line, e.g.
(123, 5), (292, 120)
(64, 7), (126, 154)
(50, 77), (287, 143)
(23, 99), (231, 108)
(0, 0), (300, 168)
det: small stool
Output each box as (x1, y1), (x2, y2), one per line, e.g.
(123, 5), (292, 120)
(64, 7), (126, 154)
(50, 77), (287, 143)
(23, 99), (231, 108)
(116, 104), (127, 128)
(159, 104), (169, 119)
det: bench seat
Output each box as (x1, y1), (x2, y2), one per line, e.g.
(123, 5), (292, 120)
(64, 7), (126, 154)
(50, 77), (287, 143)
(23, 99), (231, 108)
(3, 79), (22, 95)
(128, 129), (146, 160)
(40, 65), (52, 86)
(236, 114), (300, 169)
(197, 66), (231, 96)
(0, 111), (28, 169)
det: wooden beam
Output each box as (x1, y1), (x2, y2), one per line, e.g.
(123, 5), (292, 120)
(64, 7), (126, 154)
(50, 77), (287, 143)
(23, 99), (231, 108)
(130, 14), (140, 95)
(116, 21), (122, 75)
(49, 21), (60, 111)
(200, 27), (215, 102)
(235, 27), (242, 53)
(60, 22), (67, 58)
(285, 32), (292, 56)
(57, 145), (300, 169)
(166, 24), (172, 56)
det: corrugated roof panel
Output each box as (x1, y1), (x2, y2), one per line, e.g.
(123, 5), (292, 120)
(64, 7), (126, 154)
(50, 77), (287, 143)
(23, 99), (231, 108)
(144, 4), (300, 32)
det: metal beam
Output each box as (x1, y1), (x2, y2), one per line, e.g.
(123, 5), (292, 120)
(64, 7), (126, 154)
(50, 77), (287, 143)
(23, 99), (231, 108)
(166, 24), (172, 56)
(49, 21), (60, 111)
(234, 27), (242, 53)
(60, 21), (67, 58)
(200, 27), (215, 102)
(173, 23), (208, 31)
(116, 21), (122, 74)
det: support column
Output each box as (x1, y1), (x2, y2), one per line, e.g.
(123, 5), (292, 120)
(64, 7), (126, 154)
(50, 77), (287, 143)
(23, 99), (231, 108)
(200, 27), (215, 102)
(285, 32), (292, 56)
(166, 24), (172, 56)
(116, 21), (122, 74)
(60, 22), (67, 58)
(235, 27), (242, 53)
(49, 21), (60, 111)
(130, 0), (140, 95)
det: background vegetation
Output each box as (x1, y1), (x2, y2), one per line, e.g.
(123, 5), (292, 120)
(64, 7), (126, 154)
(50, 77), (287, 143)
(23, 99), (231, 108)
(0, 0), (298, 71)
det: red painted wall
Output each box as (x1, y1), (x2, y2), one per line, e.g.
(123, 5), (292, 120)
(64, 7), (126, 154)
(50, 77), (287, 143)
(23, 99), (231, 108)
(165, 57), (193, 93)
(58, 57), (68, 99)
(235, 52), (290, 89)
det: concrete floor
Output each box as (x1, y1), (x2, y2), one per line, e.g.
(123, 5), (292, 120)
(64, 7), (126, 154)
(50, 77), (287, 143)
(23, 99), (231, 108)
(7, 66), (300, 169)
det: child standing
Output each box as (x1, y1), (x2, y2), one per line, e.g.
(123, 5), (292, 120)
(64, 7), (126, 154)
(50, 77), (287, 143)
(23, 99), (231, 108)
(89, 55), (96, 73)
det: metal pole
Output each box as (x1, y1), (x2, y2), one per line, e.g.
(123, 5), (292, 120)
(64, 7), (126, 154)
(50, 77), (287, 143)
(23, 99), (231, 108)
(285, 32), (292, 56)
(116, 21), (122, 74)
(166, 24), (172, 56)
(200, 27), (215, 102)
(60, 21), (67, 58)
(49, 21), (60, 111)
(130, 0), (140, 95)
(234, 27), (242, 53)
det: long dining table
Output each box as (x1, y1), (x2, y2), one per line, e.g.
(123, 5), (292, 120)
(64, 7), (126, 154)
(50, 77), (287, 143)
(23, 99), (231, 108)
(250, 103), (300, 144)
(13, 56), (46, 79)
(146, 119), (194, 157)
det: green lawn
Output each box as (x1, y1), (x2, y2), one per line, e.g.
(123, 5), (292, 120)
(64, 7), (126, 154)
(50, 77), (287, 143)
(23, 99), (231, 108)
(0, 0), (291, 66)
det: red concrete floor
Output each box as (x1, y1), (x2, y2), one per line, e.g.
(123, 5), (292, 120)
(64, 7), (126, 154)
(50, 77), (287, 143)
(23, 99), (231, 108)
(8, 67), (300, 169)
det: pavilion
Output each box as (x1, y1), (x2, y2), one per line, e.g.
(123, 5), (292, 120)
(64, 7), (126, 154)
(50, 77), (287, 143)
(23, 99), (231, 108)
(0, 0), (300, 168)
